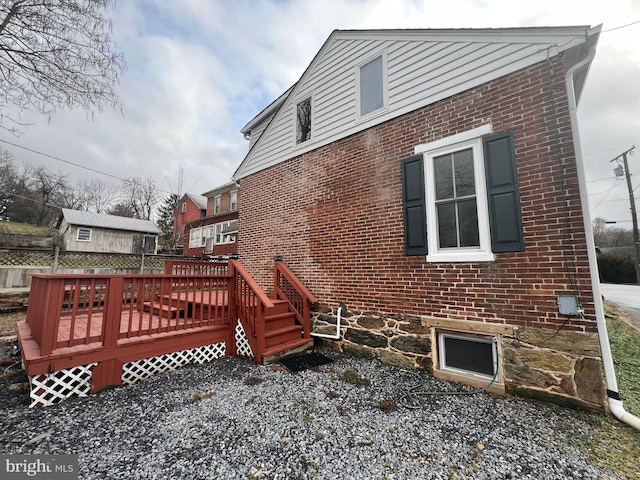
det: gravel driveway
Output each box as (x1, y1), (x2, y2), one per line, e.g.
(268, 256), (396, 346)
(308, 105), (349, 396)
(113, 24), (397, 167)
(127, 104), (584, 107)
(0, 351), (623, 480)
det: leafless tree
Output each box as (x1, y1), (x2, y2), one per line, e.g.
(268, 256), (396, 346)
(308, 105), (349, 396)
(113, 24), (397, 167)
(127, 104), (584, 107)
(68, 178), (116, 213)
(119, 176), (159, 220)
(592, 217), (634, 247)
(0, 0), (126, 133)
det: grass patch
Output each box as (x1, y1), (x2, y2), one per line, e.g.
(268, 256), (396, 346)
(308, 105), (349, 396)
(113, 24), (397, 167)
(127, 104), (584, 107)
(574, 303), (640, 478)
(0, 221), (53, 236)
(606, 316), (640, 417)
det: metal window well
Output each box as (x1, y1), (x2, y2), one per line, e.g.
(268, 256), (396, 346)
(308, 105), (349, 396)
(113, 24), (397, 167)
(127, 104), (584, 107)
(28, 363), (97, 408)
(122, 343), (226, 385)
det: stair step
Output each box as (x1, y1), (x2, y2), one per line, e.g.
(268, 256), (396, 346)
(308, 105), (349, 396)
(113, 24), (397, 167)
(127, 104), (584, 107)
(267, 299), (290, 315)
(265, 325), (304, 348)
(143, 301), (184, 319)
(262, 338), (315, 363)
(265, 312), (297, 331)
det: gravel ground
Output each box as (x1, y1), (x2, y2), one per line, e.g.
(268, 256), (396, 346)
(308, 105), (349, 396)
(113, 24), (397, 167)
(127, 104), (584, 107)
(0, 351), (624, 480)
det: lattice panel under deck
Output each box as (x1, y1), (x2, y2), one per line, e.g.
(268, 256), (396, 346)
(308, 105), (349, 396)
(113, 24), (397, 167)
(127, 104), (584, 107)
(121, 342), (226, 385)
(235, 320), (254, 358)
(28, 363), (97, 407)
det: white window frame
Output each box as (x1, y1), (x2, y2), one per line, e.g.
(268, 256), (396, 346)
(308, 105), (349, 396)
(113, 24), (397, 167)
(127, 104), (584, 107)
(438, 332), (499, 382)
(214, 195), (221, 214)
(415, 125), (494, 263)
(355, 50), (388, 121)
(230, 190), (237, 211)
(181, 202), (186, 213)
(76, 227), (92, 242)
(293, 92), (314, 147)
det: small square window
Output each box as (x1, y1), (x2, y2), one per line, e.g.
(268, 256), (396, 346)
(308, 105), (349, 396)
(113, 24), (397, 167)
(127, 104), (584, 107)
(77, 228), (92, 242)
(296, 97), (312, 144)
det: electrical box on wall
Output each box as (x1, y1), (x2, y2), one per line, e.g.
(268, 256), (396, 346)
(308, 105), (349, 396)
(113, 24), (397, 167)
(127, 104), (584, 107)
(557, 295), (581, 315)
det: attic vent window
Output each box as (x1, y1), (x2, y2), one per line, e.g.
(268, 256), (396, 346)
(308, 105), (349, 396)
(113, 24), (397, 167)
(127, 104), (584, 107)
(77, 228), (92, 242)
(359, 54), (385, 117)
(296, 97), (312, 144)
(438, 332), (498, 381)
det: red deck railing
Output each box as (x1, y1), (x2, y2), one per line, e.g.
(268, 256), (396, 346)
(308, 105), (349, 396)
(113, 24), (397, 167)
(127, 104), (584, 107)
(26, 272), (232, 356)
(274, 259), (318, 341)
(229, 259), (274, 360)
(22, 258), (317, 391)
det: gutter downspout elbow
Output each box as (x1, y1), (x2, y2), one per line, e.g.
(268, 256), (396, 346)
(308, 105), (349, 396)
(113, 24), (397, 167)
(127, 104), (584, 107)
(565, 33), (640, 431)
(310, 306), (342, 340)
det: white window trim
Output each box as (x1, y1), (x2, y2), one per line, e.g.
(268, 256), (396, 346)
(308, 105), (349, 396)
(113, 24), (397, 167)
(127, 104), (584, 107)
(230, 190), (238, 211)
(292, 92), (314, 148)
(415, 125), (494, 263)
(437, 331), (500, 382)
(214, 195), (221, 214)
(76, 227), (92, 242)
(355, 50), (388, 122)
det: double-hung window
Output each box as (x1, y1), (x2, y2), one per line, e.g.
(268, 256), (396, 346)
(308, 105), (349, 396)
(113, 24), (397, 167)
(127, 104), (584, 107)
(214, 195), (221, 214)
(402, 126), (524, 261)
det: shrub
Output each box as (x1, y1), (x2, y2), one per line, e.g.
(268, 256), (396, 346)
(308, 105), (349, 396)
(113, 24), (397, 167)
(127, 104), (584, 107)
(597, 254), (636, 284)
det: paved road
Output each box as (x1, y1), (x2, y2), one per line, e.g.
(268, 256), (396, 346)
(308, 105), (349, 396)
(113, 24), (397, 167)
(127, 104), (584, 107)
(600, 283), (640, 309)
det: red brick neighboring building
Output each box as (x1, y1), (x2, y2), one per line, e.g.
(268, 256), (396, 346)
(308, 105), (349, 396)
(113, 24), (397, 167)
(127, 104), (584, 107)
(183, 181), (238, 258)
(173, 193), (207, 251)
(233, 27), (610, 410)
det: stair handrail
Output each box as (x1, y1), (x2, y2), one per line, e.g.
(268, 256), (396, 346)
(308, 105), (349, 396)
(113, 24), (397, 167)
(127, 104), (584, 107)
(229, 259), (274, 362)
(273, 259), (317, 340)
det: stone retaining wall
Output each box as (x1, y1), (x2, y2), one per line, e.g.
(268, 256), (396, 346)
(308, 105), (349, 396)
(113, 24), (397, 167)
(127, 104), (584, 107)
(312, 305), (607, 411)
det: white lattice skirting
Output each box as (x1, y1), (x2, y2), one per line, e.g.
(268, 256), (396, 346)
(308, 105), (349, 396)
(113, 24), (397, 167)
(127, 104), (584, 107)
(122, 342), (226, 385)
(27, 342), (229, 407)
(28, 363), (97, 408)
(235, 319), (254, 358)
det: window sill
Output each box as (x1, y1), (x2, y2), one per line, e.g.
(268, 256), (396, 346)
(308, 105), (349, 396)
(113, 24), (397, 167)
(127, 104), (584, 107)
(427, 251), (495, 263)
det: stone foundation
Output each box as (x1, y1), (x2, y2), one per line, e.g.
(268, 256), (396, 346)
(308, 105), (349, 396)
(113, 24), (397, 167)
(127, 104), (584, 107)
(312, 305), (607, 411)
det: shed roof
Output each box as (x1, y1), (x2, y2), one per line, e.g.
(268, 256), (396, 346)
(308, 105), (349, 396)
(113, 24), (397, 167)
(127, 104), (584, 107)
(60, 209), (161, 234)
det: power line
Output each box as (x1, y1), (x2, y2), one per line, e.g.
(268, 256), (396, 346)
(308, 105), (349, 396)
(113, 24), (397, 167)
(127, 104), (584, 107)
(0, 137), (174, 196)
(0, 138), (125, 182)
(602, 20), (640, 33)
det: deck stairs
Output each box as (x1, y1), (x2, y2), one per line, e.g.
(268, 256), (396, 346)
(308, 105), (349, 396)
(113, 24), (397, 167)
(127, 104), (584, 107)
(143, 294), (313, 362)
(262, 299), (314, 363)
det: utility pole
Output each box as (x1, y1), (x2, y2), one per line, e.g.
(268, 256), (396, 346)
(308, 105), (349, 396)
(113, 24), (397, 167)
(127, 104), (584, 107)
(611, 146), (639, 284)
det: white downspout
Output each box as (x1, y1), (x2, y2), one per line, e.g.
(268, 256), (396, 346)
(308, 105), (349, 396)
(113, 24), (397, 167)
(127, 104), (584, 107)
(566, 33), (640, 430)
(310, 306), (342, 340)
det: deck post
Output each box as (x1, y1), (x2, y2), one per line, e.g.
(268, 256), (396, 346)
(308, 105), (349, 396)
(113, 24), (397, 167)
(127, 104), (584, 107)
(227, 262), (237, 357)
(40, 279), (65, 356)
(102, 276), (124, 350)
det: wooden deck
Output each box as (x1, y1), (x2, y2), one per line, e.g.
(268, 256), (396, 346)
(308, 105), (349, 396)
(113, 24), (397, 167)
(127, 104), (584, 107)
(18, 260), (318, 400)
(19, 272), (235, 393)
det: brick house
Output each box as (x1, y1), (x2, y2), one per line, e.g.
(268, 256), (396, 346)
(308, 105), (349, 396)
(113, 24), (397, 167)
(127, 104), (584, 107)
(173, 193), (207, 250)
(232, 26), (612, 410)
(184, 181), (238, 257)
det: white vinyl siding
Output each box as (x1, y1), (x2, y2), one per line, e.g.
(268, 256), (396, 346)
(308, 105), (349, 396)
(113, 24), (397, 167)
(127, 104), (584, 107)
(235, 28), (590, 181)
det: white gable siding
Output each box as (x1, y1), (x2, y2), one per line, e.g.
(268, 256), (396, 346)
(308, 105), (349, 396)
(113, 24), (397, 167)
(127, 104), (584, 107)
(234, 28), (593, 180)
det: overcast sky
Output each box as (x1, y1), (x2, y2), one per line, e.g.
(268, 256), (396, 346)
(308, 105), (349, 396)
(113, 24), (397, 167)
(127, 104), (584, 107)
(1, 0), (639, 226)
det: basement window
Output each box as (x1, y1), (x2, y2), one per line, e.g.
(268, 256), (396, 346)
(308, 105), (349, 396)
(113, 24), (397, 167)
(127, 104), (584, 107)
(77, 228), (92, 242)
(438, 332), (498, 381)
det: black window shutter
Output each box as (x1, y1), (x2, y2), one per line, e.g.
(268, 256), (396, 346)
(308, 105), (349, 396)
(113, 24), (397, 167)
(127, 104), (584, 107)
(401, 155), (427, 255)
(483, 131), (525, 252)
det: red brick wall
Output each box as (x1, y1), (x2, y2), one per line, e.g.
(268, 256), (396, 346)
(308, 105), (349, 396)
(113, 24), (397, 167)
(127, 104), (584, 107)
(205, 190), (235, 217)
(237, 55), (596, 333)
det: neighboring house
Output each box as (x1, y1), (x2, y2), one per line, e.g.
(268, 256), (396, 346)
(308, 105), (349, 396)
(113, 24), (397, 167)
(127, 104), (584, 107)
(183, 181), (238, 257)
(58, 208), (161, 254)
(173, 193), (207, 249)
(233, 27), (608, 409)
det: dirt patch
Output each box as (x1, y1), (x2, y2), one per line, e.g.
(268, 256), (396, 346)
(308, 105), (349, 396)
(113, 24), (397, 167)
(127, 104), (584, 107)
(0, 310), (24, 338)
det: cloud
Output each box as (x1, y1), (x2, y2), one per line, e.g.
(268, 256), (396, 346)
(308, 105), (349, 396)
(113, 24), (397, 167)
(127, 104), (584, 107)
(0, 0), (638, 225)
